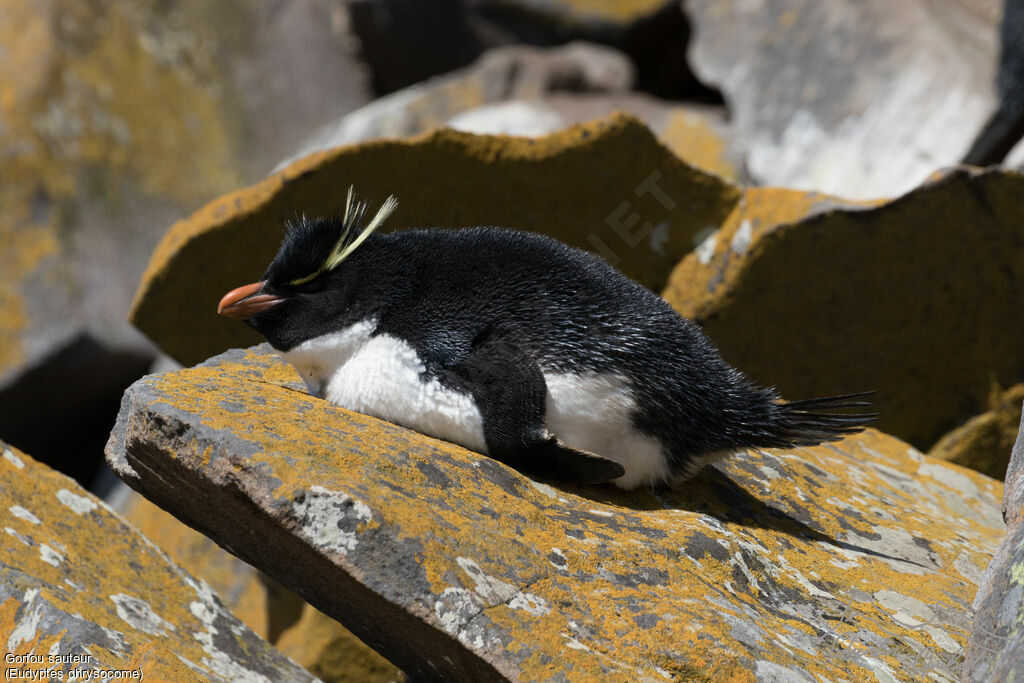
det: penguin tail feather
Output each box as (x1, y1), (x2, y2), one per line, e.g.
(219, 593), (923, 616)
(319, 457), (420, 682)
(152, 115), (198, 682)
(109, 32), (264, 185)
(766, 391), (878, 448)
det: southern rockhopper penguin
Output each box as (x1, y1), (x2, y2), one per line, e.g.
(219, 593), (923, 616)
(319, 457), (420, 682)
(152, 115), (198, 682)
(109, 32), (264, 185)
(219, 188), (875, 489)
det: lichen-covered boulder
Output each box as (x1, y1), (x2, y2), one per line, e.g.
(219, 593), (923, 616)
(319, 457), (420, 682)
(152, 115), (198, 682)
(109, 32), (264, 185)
(106, 345), (1004, 681)
(930, 384), (1024, 480)
(130, 113), (740, 366)
(663, 168), (1024, 452)
(965, 400), (1024, 680)
(0, 0), (369, 378)
(0, 0), (370, 486)
(0, 440), (313, 682)
(684, 0), (1002, 198)
(276, 42), (742, 182)
(119, 490), (403, 680)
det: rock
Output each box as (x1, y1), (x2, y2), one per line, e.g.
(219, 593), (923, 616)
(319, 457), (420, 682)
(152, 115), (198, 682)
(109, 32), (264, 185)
(473, 0), (712, 98)
(275, 42), (636, 169)
(278, 41), (741, 181)
(106, 345), (1004, 680)
(131, 112), (740, 366)
(448, 96), (742, 181)
(964, 400), (1024, 680)
(0, 0), (370, 487)
(116, 492), (275, 637)
(930, 384), (1024, 480)
(276, 604), (405, 682)
(119, 490), (403, 680)
(1005, 404), (1024, 529)
(663, 167), (1024, 451)
(685, 0), (1003, 198)
(0, 440), (313, 682)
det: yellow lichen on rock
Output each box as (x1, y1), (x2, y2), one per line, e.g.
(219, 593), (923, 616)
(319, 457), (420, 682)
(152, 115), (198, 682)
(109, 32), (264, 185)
(119, 492), (270, 634)
(0, 222), (58, 373)
(663, 168), (1024, 450)
(121, 490), (405, 681)
(0, 439), (314, 681)
(659, 108), (739, 182)
(107, 345), (1006, 681)
(0, 0), (250, 375)
(131, 112), (741, 365)
(930, 384), (1024, 480)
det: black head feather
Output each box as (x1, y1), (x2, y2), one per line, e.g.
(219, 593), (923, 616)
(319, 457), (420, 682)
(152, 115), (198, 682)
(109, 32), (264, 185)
(262, 188), (397, 289)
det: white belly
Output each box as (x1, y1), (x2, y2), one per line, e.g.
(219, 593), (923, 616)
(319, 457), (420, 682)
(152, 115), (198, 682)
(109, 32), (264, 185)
(279, 320), (668, 489)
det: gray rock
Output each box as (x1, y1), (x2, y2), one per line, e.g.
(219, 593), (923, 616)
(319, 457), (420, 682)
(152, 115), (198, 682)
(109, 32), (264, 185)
(966, 400), (1024, 680)
(275, 42), (743, 182)
(685, 0), (1003, 198)
(473, 0), (709, 97)
(0, 0), (370, 490)
(107, 345), (1005, 680)
(0, 439), (314, 682)
(1005, 401), (1024, 526)
(276, 42), (636, 169)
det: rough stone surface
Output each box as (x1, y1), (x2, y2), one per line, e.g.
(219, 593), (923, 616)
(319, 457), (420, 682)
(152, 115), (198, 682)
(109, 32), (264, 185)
(274, 42), (636, 169)
(474, 0), (708, 97)
(0, 440), (314, 682)
(106, 345), (1005, 681)
(965, 400), (1024, 680)
(685, 0), (1003, 198)
(120, 489), (403, 679)
(663, 168), (1024, 452)
(0, 0), (369, 484)
(0, 0), (368, 378)
(930, 384), (1024, 481)
(277, 43), (741, 183)
(131, 113), (740, 366)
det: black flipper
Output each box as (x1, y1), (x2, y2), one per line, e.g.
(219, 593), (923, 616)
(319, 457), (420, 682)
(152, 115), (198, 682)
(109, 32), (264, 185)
(450, 326), (625, 485)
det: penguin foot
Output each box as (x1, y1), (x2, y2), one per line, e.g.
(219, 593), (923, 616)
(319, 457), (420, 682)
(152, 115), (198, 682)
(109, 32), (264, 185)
(512, 436), (625, 485)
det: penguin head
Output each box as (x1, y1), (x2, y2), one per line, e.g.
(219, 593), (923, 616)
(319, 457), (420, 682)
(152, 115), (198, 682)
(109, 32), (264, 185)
(217, 188), (398, 351)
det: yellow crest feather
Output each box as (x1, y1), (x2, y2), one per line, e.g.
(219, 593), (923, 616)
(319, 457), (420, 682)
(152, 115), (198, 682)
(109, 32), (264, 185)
(288, 187), (398, 286)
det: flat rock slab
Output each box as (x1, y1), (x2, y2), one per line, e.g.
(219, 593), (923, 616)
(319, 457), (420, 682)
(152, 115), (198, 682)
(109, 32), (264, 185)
(107, 346), (1005, 681)
(0, 440), (313, 682)
(119, 490), (402, 680)
(130, 113), (739, 366)
(685, 0), (1001, 198)
(663, 168), (1024, 452)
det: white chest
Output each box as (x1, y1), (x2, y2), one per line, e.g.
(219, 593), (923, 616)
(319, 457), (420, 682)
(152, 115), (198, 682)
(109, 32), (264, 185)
(278, 320), (668, 489)
(280, 320), (488, 453)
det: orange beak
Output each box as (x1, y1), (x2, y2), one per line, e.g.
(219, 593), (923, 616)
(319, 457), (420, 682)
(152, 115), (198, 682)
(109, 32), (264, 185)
(217, 281), (284, 319)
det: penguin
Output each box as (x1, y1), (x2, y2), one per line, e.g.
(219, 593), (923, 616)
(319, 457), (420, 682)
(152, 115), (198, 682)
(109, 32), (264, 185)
(218, 188), (875, 489)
